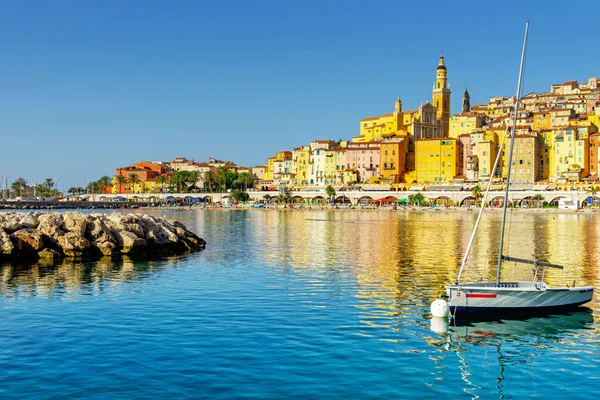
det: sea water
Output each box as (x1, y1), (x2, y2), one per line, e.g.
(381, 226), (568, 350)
(0, 209), (598, 399)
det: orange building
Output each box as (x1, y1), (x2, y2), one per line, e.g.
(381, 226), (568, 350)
(590, 133), (599, 179)
(115, 161), (165, 194)
(380, 138), (408, 183)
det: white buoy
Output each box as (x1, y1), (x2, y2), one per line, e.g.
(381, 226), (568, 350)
(430, 316), (449, 334)
(430, 299), (450, 318)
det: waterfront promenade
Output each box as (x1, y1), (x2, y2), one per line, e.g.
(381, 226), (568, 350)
(76, 189), (595, 207)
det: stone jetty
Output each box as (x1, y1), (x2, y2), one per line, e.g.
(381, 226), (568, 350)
(0, 212), (206, 260)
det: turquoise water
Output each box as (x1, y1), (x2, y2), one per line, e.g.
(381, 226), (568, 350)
(0, 209), (598, 399)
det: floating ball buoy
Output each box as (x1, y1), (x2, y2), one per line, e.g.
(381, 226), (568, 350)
(430, 299), (450, 318)
(430, 316), (449, 334)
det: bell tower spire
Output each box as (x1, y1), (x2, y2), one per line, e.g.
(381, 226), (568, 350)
(462, 88), (471, 113)
(432, 54), (451, 136)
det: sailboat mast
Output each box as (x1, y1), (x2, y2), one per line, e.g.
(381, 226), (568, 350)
(496, 22), (529, 286)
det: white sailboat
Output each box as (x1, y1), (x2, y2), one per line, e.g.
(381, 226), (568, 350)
(444, 22), (594, 317)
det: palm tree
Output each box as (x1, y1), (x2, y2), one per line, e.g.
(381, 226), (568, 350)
(44, 178), (54, 192)
(408, 192), (426, 206)
(276, 194), (287, 204)
(203, 170), (217, 192)
(215, 166), (230, 191)
(115, 174), (126, 194)
(230, 189), (248, 203)
(157, 174), (169, 193)
(97, 176), (112, 194)
(531, 193), (544, 208)
(127, 173), (141, 193)
(11, 177), (27, 197)
(471, 185), (483, 206)
(170, 172), (188, 192)
(188, 170), (201, 190)
(67, 187), (78, 196)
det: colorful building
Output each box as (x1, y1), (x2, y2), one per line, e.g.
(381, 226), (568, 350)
(380, 138), (408, 183)
(346, 141), (381, 183)
(113, 161), (165, 194)
(415, 138), (459, 183)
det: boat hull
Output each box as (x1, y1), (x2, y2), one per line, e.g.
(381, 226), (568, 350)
(445, 283), (594, 318)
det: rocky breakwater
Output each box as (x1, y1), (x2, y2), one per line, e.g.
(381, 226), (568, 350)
(0, 212), (206, 261)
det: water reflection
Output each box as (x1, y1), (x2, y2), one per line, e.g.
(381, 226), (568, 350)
(426, 309), (598, 399)
(0, 255), (184, 299)
(1, 209), (599, 316)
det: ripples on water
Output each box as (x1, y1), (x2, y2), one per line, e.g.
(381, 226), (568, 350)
(0, 209), (598, 399)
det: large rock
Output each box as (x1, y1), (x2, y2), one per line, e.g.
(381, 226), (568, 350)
(0, 213), (23, 233)
(139, 215), (179, 245)
(38, 213), (65, 242)
(10, 228), (44, 253)
(0, 211), (205, 261)
(111, 230), (147, 254)
(57, 232), (91, 257)
(19, 213), (40, 229)
(62, 213), (87, 236)
(0, 228), (13, 255)
(85, 217), (117, 256)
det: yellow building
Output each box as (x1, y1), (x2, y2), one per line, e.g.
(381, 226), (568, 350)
(293, 146), (311, 186)
(264, 157), (276, 181)
(354, 55), (451, 143)
(533, 111), (551, 130)
(538, 129), (553, 181)
(432, 55), (451, 136)
(449, 113), (483, 138)
(551, 127), (587, 182)
(415, 138), (459, 183)
(323, 148), (338, 185)
(504, 134), (539, 184)
(355, 98), (405, 142)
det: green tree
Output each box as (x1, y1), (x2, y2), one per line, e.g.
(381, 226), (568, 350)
(67, 187), (78, 196)
(188, 170), (201, 191)
(127, 173), (141, 193)
(532, 193), (544, 208)
(471, 185), (483, 206)
(325, 185), (336, 202)
(408, 192), (426, 206)
(276, 194), (287, 204)
(171, 171), (192, 192)
(115, 174), (126, 194)
(97, 176), (112, 194)
(230, 189), (249, 202)
(43, 178), (54, 192)
(203, 170), (217, 192)
(11, 177), (27, 197)
(157, 174), (169, 193)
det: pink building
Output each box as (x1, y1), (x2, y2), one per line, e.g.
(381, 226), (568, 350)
(458, 134), (471, 178)
(346, 141), (381, 183)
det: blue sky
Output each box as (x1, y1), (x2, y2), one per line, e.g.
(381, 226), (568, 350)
(1, 0), (598, 190)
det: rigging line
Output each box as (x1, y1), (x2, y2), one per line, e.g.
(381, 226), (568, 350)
(496, 21), (529, 286)
(456, 125), (510, 283)
(504, 138), (519, 259)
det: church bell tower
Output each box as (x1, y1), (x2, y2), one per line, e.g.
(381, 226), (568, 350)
(432, 55), (451, 135)
(462, 88), (471, 113)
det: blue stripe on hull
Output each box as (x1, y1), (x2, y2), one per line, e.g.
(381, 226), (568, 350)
(451, 301), (591, 319)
